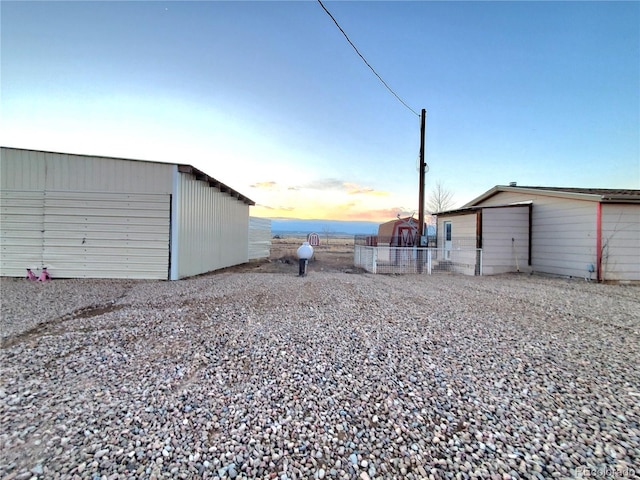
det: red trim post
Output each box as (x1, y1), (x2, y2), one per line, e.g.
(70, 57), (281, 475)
(596, 202), (602, 282)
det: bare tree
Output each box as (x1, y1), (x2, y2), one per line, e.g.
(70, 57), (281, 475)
(426, 181), (455, 214)
(321, 225), (333, 245)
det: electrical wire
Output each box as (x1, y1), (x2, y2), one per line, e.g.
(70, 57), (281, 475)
(317, 0), (420, 117)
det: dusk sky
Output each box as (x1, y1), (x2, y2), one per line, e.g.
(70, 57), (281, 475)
(2, 1), (638, 222)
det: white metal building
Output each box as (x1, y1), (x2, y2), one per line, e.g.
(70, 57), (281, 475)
(436, 185), (640, 282)
(248, 217), (272, 261)
(0, 147), (255, 280)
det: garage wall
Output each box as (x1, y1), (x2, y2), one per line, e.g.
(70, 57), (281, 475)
(1, 191), (171, 279)
(601, 204), (640, 282)
(174, 172), (250, 279)
(481, 205), (531, 275)
(476, 191), (598, 279)
(1, 148), (173, 279)
(1, 148), (254, 280)
(249, 217), (272, 260)
(0, 190), (45, 275)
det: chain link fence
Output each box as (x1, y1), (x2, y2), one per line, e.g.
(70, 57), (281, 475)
(354, 245), (482, 275)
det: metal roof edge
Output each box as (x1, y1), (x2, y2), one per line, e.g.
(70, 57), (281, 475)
(462, 185), (640, 207)
(176, 164), (255, 206)
(1, 146), (174, 168)
(435, 201), (532, 217)
(600, 195), (640, 204)
(461, 185), (502, 208)
(497, 186), (603, 202)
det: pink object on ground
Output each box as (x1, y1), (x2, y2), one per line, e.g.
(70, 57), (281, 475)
(38, 267), (51, 281)
(26, 268), (38, 281)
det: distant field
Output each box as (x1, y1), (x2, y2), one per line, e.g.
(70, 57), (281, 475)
(267, 235), (357, 273)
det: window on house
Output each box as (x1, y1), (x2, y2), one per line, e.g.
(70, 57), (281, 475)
(445, 222), (452, 242)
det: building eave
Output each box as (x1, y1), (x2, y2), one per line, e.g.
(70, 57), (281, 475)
(436, 201), (533, 217)
(463, 185), (640, 207)
(177, 164), (255, 205)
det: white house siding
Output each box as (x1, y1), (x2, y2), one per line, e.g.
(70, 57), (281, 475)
(437, 213), (478, 275)
(475, 191), (598, 279)
(1, 148), (174, 279)
(175, 172), (249, 279)
(437, 213), (477, 247)
(248, 217), (272, 260)
(481, 206), (531, 275)
(601, 204), (640, 282)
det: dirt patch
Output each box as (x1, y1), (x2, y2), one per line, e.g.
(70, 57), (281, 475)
(262, 236), (357, 273)
(1, 303), (126, 348)
(207, 237), (358, 275)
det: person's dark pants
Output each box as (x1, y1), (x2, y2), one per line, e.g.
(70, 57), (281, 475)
(298, 259), (308, 276)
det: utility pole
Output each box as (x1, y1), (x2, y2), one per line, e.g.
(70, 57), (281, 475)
(418, 108), (426, 242)
(417, 109), (426, 273)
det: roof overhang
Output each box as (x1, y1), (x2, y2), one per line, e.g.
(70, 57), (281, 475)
(435, 201), (532, 217)
(177, 165), (255, 205)
(600, 195), (640, 204)
(462, 185), (640, 208)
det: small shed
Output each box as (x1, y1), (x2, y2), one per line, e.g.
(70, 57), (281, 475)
(1, 147), (255, 280)
(307, 232), (320, 246)
(436, 185), (640, 282)
(378, 216), (420, 247)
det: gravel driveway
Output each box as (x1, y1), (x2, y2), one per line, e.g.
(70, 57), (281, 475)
(1, 272), (638, 480)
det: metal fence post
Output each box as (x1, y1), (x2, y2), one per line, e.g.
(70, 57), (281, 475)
(372, 247), (377, 274)
(427, 248), (432, 275)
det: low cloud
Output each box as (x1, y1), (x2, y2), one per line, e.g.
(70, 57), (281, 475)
(304, 178), (345, 190)
(252, 203), (295, 212)
(293, 178), (388, 196)
(249, 178), (389, 197)
(344, 182), (388, 196)
(342, 207), (414, 222)
(250, 181), (278, 189)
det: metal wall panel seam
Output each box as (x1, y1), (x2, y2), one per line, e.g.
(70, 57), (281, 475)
(170, 165), (180, 280)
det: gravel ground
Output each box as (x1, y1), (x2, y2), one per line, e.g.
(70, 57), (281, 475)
(1, 272), (639, 480)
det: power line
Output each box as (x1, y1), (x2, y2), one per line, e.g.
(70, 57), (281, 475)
(317, 0), (419, 117)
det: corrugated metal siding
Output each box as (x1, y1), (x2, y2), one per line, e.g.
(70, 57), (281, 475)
(249, 217), (272, 260)
(475, 191), (598, 278)
(1, 147), (173, 193)
(1, 190), (170, 279)
(0, 191), (45, 274)
(482, 206), (530, 275)
(0, 149), (47, 190)
(601, 204), (640, 281)
(1, 148), (175, 279)
(176, 172), (249, 278)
